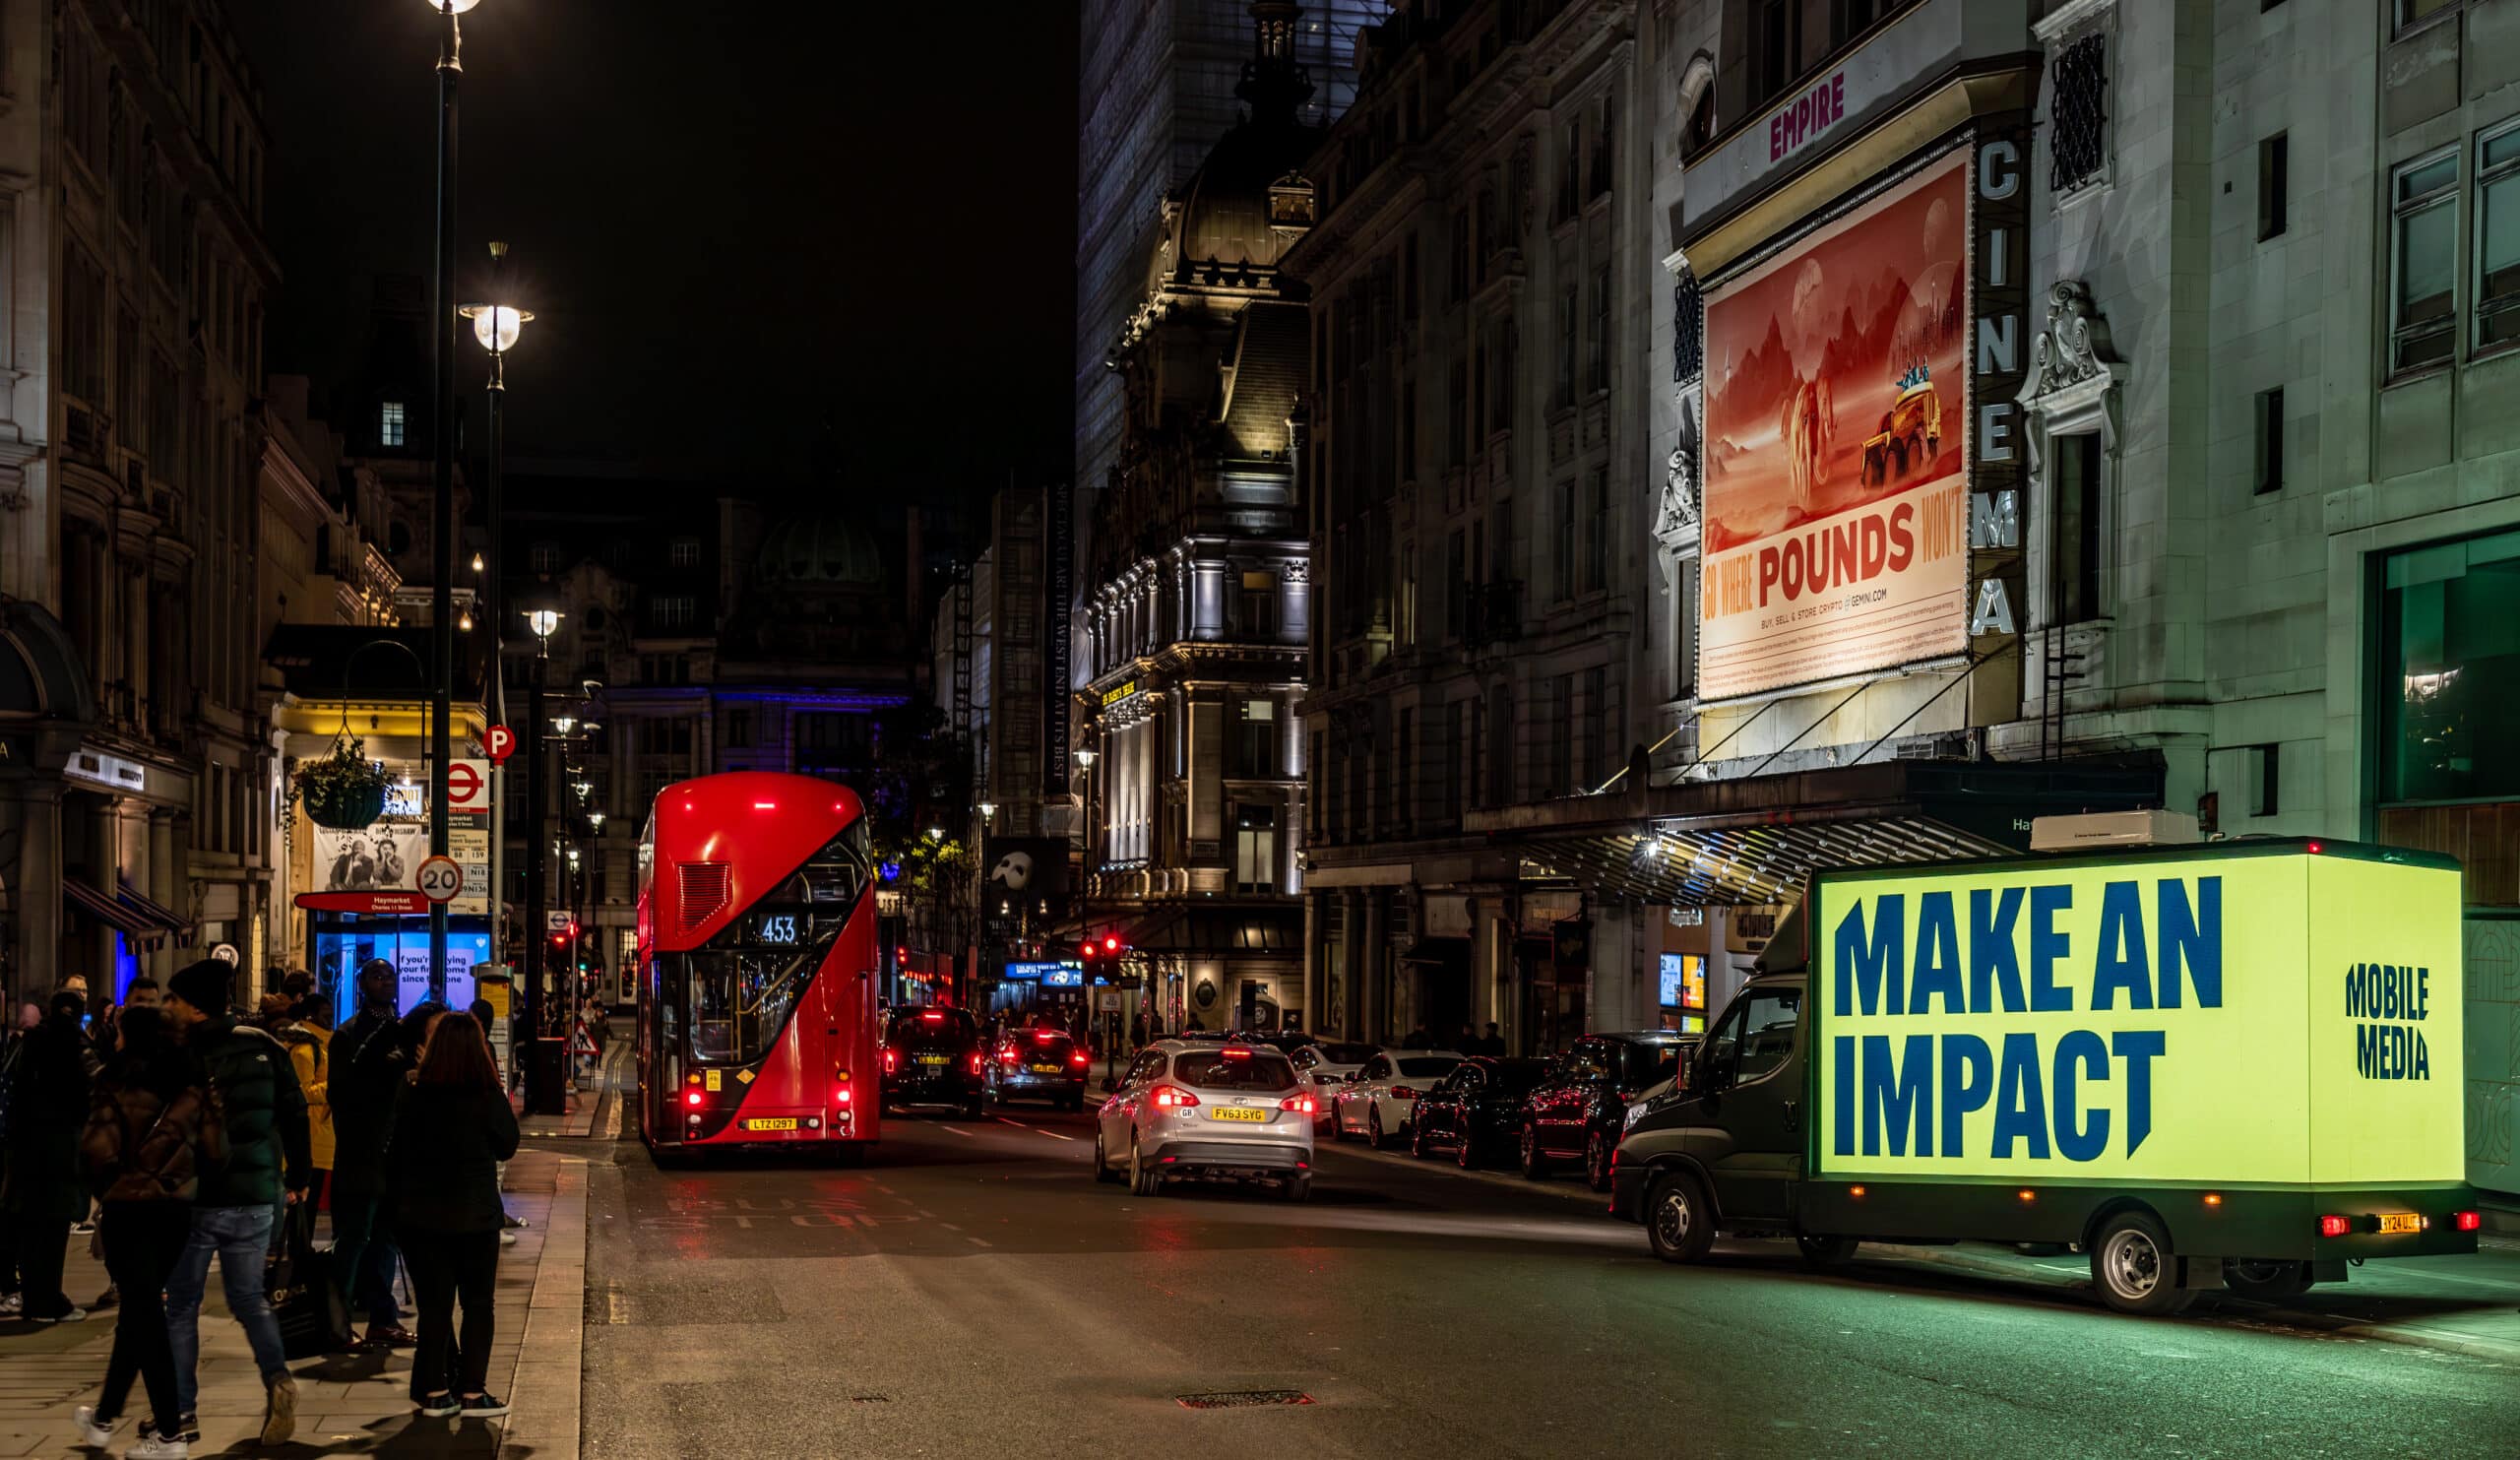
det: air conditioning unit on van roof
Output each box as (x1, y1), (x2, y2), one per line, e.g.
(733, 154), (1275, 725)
(2029, 809), (2201, 853)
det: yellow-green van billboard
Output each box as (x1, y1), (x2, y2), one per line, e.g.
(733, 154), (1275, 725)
(1809, 849), (2462, 1186)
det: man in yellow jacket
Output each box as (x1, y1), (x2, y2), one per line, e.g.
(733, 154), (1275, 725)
(276, 973), (334, 1206)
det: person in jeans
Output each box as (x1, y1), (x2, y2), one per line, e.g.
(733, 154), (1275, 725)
(161, 960), (309, 1448)
(391, 1012), (519, 1419)
(2, 987), (93, 1321)
(327, 960), (415, 1352)
(72, 1006), (221, 1459)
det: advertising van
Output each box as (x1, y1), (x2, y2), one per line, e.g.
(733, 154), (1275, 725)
(1609, 840), (2483, 1313)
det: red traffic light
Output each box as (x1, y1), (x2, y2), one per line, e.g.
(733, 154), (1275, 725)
(1102, 933), (1120, 953)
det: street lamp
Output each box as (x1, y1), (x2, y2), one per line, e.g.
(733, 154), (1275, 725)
(423, 0), (488, 998)
(550, 713), (577, 736)
(521, 595), (563, 1113)
(976, 801), (997, 822)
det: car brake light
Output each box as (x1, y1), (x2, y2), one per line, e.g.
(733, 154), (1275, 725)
(685, 1091), (702, 1108)
(1281, 1094), (1315, 1114)
(921, 1011), (945, 1023)
(1221, 1047), (1250, 1059)
(2318, 1214), (2352, 1238)
(970, 1052), (983, 1075)
(1390, 1085), (1419, 1101)
(882, 1048), (898, 1074)
(2453, 1210), (2482, 1233)
(1034, 1031), (1056, 1042)
(998, 1049), (1019, 1064)
(1070, 1050), (1090, 1067)
(1150, 1085), (1201, 1109)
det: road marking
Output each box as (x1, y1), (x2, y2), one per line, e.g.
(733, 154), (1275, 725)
(990, 1114), (1081, 1142)
(939, 1223), (961, 1231)
(968, 1237), (993, 1247)
(938, 1124), (976, 1137)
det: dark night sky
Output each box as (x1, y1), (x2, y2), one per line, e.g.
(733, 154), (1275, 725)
(230, 2), (1079, 497)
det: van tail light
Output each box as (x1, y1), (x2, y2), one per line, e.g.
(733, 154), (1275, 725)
(2317, 1214), (2352, 1238)
(2453, 1210), (2483, 1233)
(1390, 1086), (1420, 1101)
(882, 1048), (898, 1075)
(970, 1052), (983, 1076)
(1281, 1094), (1315, 1115)
(1150, 1084), (1200, 1109)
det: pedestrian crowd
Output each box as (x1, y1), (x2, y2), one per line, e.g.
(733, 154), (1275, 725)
(0, 957), (523, 1455)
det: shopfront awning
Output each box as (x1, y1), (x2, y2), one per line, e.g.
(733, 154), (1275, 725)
(116, 882), (188, 931)
(1471, 756), (2163, 909)
(64, 878), (149, 936)
(1113, 904), (1302, 960)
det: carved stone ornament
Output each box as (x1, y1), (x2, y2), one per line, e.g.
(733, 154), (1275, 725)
(1656, 441), (1699, 540)
(2022, 281), (2121, 401)
(1281, 560), (1310, 585)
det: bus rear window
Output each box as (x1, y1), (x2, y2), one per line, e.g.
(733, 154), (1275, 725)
(682, 945), (812, 1066)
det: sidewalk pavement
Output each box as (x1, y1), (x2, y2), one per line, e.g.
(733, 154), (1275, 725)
(0, 1148), (587, 1458)
(516, 1028), (623, 1141)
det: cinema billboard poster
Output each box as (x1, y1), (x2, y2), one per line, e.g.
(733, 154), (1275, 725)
(1699, 154), (1973, 701)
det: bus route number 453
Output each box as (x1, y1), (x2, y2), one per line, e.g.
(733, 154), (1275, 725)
(416, 856), (465, 904)
(756, 914), (798, 945)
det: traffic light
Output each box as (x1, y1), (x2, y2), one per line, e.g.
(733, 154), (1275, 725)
(1102, 932), (1123, 959)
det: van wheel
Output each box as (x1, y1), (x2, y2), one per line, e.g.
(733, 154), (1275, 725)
(1645, 1171), (1716, 1263)
(2223, 1259), (2313, 1303)
(2090, 1210), (2194, 1315)
(1584, 1130), (1613, 1192)
(1796, 1234), (1858, 1267)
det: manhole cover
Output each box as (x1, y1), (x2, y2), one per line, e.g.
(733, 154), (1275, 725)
(1175, 1390), (1314, 1410)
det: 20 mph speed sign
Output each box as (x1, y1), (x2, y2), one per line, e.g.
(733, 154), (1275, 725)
(415, 855), (466, 905)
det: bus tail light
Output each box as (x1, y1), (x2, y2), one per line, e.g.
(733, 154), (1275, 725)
(2318, 1214), (2352, 1238)
(1281, 1094), (1315, 1114)
(1150, 1084), (1200, 1109)
(2453, 1210), (2483, 1233)
(834, 1087), (852, 1106)
(685, 1091), (703, 1108)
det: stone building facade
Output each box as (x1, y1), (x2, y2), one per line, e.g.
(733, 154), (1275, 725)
(1078, 4), (1319, 1034)
(0, 0), (283, 1003)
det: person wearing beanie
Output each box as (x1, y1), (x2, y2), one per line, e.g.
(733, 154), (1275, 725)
(160, 959), (308, 1447)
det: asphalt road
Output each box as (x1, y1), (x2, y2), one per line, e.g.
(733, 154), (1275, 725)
(575, 1102), (2520, 1460)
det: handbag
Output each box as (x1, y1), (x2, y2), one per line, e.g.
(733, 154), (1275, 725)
(271, 1201), (353, 1358)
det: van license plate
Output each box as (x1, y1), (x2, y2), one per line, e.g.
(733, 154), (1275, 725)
(1030, 1063), (1063, 1074)
(1210, 1107), (1266, 1122)
(744, 1117), (798, 1131)
(916, 1054), (949, 1067)
(2376, 1213), (2423, 1235)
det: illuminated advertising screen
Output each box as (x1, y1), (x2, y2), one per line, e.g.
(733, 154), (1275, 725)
(1700, 153), (1972, 700)
(1809, 851), (2464, 1185)
(1658, 953), (1707, 1011)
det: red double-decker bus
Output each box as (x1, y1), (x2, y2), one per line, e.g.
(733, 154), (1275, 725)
(635, 772), (882, 1159)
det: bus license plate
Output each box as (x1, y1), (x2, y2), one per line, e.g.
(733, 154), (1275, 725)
(1030, 1063), (1063, 1074)
(1210, 1107), (1266, 1122)
(744, 1117), (798, 1132)
(2376, 1213), (2423, 1235)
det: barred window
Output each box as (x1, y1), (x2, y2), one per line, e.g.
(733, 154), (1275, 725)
(1672, 273), (1702, 383)
(2049, 32), (2109, 195)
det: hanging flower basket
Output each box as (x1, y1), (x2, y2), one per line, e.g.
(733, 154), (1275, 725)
(294, 738), (394, 830)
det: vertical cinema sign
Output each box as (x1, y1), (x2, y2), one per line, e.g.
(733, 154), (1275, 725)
(1968, 121), (2032, 724)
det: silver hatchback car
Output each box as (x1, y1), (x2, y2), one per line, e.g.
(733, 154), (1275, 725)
(1094, 1039), (1316, 1200)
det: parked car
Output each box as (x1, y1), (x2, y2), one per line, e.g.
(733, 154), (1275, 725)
(1093, 1039), (1314, 1200)
(986, 1027), (1091, 1111)
(1521, 1032), (1696, 1189)
(1289, 1042), (1380, 1131)
(881, 1006), (986, 1118)
(1331, 1049), (1465, 1149)
(1410, 1057), (1552, 1168)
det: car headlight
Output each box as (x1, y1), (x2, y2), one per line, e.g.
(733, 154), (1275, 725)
(1623, 1102), (1650, 1131)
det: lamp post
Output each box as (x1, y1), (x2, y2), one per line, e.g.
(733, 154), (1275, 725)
(424, 0), (482, 996)
(523, 601), (561, 1112)
(1075, 743), (1103, 1067)
(462, 253), (529, 995)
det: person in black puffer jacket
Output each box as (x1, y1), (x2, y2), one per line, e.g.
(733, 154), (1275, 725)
(161, 960), (308, 1448)
(72, 1006), (222, 1456)
(2, 988), (93, 1321)
(391, 1012), (520, 1420)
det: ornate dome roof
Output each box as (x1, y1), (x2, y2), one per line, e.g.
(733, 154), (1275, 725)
(757, 513), (886, 589)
